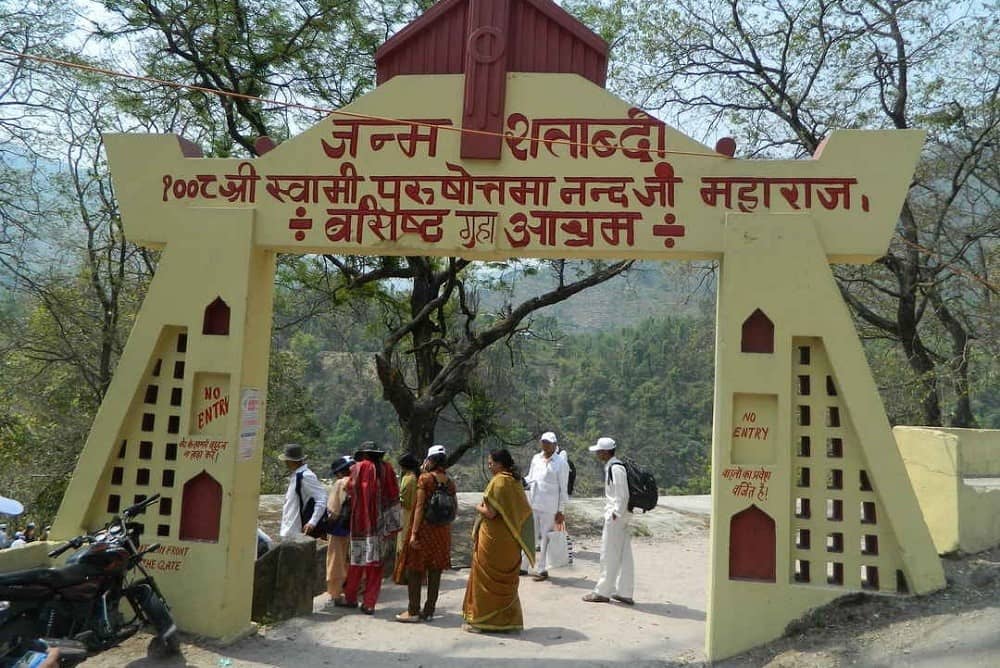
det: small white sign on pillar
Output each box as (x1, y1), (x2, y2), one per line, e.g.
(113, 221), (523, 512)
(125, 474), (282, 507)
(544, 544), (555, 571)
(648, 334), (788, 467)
(238, 388), (261, 461)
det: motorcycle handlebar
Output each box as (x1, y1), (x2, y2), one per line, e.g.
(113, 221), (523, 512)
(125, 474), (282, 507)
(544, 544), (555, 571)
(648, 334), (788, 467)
(47, 542), (74, 559)
(45, 495), (161, 558)
(122, 493), (160, 518)
(47, 535), (88, 558)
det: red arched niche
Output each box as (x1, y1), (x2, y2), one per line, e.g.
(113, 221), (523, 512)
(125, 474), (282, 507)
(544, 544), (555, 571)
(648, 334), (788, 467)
(179, 470), (222, 542)
(741, 308), (774, 353)
(203, 297), (230, 335)
(729, 504), (776, 582)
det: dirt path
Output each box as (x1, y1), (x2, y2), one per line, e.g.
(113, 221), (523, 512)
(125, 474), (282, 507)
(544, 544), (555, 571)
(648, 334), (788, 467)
(82, 497), (710, 667)
(79, 496), (1000, 667)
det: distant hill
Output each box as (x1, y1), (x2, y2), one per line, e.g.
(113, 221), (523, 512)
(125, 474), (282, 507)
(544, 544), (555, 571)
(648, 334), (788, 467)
(474, 260), (716, 333)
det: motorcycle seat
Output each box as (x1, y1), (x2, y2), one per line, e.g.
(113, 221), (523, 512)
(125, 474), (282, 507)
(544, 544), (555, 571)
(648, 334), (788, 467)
(0, 563), (91, 589)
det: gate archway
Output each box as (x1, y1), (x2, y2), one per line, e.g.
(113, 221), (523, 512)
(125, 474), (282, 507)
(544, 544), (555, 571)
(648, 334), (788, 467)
(51, 0), (943, 658)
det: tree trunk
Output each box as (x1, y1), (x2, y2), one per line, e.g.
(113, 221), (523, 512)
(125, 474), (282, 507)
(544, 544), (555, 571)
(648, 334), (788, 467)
(930, 292), (977, 428)
(399, 407), (439, 461)
(897, 299), (942, 426)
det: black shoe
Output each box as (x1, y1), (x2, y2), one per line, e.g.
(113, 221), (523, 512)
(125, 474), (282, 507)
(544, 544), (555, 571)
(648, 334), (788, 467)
(333, 596), (358, 608)
(360, 606), (375, 615)
(519, 569), (528, 576)
(532, 572), (549, 581)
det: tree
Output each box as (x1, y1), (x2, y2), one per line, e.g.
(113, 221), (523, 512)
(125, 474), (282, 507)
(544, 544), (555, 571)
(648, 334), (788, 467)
(569, 0), (999, 426)
(91, 0), (434, 154)
(285, 256), (634, 462)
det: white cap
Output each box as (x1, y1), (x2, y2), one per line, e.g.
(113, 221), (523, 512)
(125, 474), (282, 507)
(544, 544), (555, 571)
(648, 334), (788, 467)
(427, 444), (447, 458)
(540, 431), (558, 444)
(589, 437), (616, 452)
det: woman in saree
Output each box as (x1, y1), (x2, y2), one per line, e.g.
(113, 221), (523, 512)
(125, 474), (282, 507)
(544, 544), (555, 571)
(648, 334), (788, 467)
(392, 452), (422, 585)
(462, 448), (535, 633)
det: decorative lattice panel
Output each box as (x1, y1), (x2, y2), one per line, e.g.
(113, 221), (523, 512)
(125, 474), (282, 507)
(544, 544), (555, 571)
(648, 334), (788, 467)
(87, 326), (187, 540)
(790, 337), (908, 594)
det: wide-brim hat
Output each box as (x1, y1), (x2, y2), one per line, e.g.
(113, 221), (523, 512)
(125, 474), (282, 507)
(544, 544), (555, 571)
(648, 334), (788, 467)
(354, 441), (386, 458)
(278, 443), (307, 462)
(330, 456), (355, 476)
(0, 495), (23, 516)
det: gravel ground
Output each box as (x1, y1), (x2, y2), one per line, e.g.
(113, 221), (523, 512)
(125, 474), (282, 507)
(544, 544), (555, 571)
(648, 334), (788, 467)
(79, 495), (1000, 667)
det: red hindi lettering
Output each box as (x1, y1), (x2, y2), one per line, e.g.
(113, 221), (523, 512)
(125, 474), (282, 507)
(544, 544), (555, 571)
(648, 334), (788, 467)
(217, 162), (259, 203)
(633, 162), (682, 207)
(457, 210), (498, 250)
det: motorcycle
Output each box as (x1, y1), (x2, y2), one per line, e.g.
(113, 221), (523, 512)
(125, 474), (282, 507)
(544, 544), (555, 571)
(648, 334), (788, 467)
(0, 494), (180, 664)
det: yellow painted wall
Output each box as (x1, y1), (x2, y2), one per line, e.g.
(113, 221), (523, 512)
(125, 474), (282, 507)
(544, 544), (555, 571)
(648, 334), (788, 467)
(896, 426), (1000, 555)
(0, 542), (59, 571)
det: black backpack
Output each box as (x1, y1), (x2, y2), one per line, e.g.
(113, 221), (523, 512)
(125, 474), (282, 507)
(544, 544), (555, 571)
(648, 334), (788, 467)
(608, 458), (658, 513)
(566, 458), (577, 496)
(424, 477), (457, 525)
(330, 495), (351, 536)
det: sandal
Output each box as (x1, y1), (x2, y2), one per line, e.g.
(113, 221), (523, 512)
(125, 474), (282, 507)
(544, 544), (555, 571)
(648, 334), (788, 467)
(462, 623), (483, 634)
(582, 593), (610, 603)
(612, 595), (635, 605)
(395, 611), (421, 623)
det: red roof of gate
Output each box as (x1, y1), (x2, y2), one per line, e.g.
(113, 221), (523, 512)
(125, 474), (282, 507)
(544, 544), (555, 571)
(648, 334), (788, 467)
(375, 0), (609, 87)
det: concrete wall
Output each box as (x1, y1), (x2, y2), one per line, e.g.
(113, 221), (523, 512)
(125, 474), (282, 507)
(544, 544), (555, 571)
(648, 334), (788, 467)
(0, 541), (57, 571)
(896, 426), (1000, 554)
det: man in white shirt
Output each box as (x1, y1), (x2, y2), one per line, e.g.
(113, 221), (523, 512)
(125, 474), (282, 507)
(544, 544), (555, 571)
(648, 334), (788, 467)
(279, 443), (328, 538)
(583, 437), (634, 605)
(523, 431), (569, 580)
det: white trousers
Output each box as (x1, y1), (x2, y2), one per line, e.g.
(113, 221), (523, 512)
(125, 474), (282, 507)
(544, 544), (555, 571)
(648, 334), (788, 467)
(522, 510), (556, 573)
(594, 515), (633, 598)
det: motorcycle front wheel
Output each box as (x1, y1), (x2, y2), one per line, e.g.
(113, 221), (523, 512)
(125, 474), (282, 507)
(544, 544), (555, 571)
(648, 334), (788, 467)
(129, 583), (180, 658)
(147, 633), (180, 659)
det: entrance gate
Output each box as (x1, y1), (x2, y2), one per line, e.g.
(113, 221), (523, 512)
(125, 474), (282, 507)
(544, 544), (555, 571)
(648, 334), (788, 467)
(52, 0), (943, 659)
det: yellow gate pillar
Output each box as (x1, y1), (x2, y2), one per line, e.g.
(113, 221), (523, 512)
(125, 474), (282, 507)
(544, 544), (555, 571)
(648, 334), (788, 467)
(706, 213), (944, 659)
(52, 203), (275, 639)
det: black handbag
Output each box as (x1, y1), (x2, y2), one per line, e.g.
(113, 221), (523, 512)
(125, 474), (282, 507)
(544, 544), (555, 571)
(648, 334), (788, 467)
(296, 472), (334, 538)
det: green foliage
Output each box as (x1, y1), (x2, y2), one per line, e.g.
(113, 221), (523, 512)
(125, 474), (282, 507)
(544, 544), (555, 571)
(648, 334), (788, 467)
(536, 315), (715, 493)
(261, 349), (323, 492)
(326, 414), (363, 454)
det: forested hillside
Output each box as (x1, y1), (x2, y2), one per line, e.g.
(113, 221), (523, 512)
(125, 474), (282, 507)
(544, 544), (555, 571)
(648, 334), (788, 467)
(263, 267), (717, 496)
